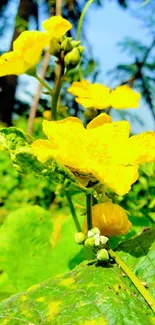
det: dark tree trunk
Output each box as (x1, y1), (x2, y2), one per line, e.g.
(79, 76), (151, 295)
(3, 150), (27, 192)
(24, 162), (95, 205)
(0, 0), (32, 125)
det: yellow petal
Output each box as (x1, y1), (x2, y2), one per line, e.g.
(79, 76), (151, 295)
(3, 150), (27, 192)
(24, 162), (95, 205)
(89, 83), (110, 109)
(33, 118), (90, 174)
(42, 15), (72, 39)
(110, 85), (141, 109)
(32, 139), (57, 162)
(13, 31), (49, 67)
(68, 80), (90, 97)
(128, 132), (155, 164)
(75, 97), (95, 108)
(68, 80), (110, 109)
(89, 203), (131, 236)
(93, 164), (139, 195)
(0, 51), (26, 76)
(87, 113), (112, 130)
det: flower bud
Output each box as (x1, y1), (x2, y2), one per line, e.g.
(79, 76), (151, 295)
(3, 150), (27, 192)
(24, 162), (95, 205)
(83, 202), (131, 237)
(97, 249), (109, 261)
(100, 236), (108, 245)
(49, 38), (61, 57)
(78, 45), (85, 54)
(84, 236), (95, 248)
(43, 110), (51, 120)
(87, 230), (94, 238)
(91, 227), (100, 235)
(71, 40), (81, 48)
(64, 48), (81, 69)
(60, 38), (72, 54)
(75, 232), (86, 245)
(94, 234), (100, 246)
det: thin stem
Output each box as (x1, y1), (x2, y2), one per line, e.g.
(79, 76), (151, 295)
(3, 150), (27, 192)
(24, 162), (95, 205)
(86, 193), (92, 230)
(51, 60), (65, 120)
(77, 0), (94, 80)
(66, 191), (82, 232)
(35, 75), (53, 94)
(77, 0), (95, 41)
(109, 249), (155, 313)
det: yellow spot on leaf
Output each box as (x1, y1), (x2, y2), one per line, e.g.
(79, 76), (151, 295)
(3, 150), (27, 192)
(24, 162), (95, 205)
(87, 282), (96, 289)
(21, 295), (28, 302)
(36, 296), (45, 302)
(26, 283), (40, 292)
(82, 317), (107, 325)
(59, 277), (76, 288)
(48, 301), (62, 321)
(50, 212), (67, 248)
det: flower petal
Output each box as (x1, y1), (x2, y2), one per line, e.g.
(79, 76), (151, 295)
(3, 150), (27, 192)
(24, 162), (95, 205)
(68, 80), (90, 97)
(35, 118), (91, 174)
(13, 31), (49, 67)
(0, 52), (26, 76)
(42, 16), (72, 39)
(32, 140), (57, 162)
(110, 85), (141, 109)
(87, 113), (112, 129)
(92, 163), (139, 195)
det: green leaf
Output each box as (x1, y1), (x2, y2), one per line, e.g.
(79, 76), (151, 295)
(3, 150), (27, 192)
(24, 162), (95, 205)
(0, 230), (154, 324)
(117, 229), (155, 298)
(0, 206), (85, 292)
(0, 127), (90, 194)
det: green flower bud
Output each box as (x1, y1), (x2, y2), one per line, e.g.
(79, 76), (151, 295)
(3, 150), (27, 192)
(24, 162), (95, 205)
(100, 236), (109, 245)
(78, 45), (85, 54)
(71, 40), (81, 48)
(49, 38), (61, 57)
(61, 38), (72, 54)
(91, 227), (100, 235)
(97, 249), (109, 261)
(87, 230), (94, 238)
(64, 47), (81, 69)
(75, 232), (86, 245)
(84, 236), (95, 248)
(94, 234), (100, 246)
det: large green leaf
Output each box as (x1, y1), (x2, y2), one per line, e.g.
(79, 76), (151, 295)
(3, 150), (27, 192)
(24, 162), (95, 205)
(117, 229), (155, 298)
(0, 206), (85, 293)
(0, 230), (154, 324)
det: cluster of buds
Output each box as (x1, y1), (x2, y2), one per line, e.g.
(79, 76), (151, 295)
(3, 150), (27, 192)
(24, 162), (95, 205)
(75, 227), (109, 262)
(49, 36), (84, 70)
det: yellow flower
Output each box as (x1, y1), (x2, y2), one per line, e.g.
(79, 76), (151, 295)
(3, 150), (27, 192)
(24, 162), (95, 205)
(68, 80), (140, 110)
(0, 31), (49, 76)
(31, 114), (155, 195)
(83, 203), (131, 236)
(42, 15), (72, 39)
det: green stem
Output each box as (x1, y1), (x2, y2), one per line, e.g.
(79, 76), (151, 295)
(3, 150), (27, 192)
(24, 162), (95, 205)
(35, 75), (53, 94)
(77, 0), (95, 41)
(77, 0), (94, 80)
(109, 249), (155, 313)
(66, 191), (82, 232)
(51, 60), (65, 120)
(86, 193), (92, 230)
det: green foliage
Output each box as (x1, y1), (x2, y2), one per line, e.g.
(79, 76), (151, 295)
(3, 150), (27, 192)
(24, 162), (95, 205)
(0, 229), (154, 324)
(0, 205), (85, 296)
(0, 150), (56, 215)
